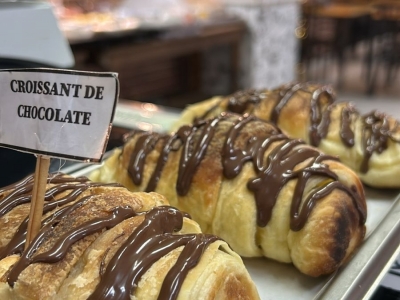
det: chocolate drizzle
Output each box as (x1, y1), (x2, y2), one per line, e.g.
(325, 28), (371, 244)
(7, 202), (136, 287)
(203, 83), (336, 147)
(226, 89), (263, 114)
(0, 173), (90, 217)
(125, 113), (366, 231)
(238, 84), (400, 174)
(194, 82), (400, 175)
(335, 105), (400, 173)
(128, 132), (162, 185)
(0, 174), (222, 300)
(340, 105), (356, 147)
(88, 206), (219, 300)
(176, 118), (220, 195)
(360, 110), (400, 173)
(265, 83), (335, 146)
(0, 181), (120, 259)
(307, 84), (336, 146)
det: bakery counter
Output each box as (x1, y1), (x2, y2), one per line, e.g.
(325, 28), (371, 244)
(67, 18), (246, 105)
(60, 99), (400, 300)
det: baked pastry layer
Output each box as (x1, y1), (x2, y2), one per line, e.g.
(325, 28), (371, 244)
(91, 113), (367, 277)
(171, 83), (400, 188)
(0, 173), (259, 299)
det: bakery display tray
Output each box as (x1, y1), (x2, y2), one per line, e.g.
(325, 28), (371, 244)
(60, 100), (400, 299)
(66, 163), (400, 300)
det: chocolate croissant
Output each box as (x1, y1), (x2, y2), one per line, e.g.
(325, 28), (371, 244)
(171, 82), (400, 188)
(91, 113), (367, 277)
(0, 173), (259, 299)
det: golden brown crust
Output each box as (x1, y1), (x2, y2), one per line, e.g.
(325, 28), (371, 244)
(92, 113), (367, 277)
(0, 175), (259, 300)
(171, 83), (333, 144)
(172, 83), (400, 188)
(319, 102), (400, 188)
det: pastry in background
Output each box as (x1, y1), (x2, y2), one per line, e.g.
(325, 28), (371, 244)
(171, 82), (400, 188)
(91, 113), (367, 277)
(0, 173), (259, 300)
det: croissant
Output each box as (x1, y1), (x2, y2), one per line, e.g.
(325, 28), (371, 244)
(0, 173), (259, 300)
(171, 82), (400, 188)
(91, 113), (367, 277)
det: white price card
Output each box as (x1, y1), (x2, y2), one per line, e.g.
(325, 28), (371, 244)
(0, 68), (119, 162)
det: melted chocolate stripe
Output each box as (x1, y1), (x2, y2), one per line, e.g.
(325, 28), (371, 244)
(129, 133), (160, 185)
(0, 183), (121, 259)
(340, 105), (356, 147)
(359, 110), (400, 173)
(159, 234), (219, 299)
(227, 89), (263, 115)
(331, 105), (400, 173)
(222, 116), (283, 179)
(7, 194), (95, 286)
(32, 206), (135, 264)
(247, 139), (305, 227)
(88, 206), (220, 300)
(0, 174), (91, 217)
(125, 113), (366, 231)
(0, 201), (84, 260)
(0, 174), (34, 195)
(315, 107), (332, 146)
(0, 182), (34, 217)
(270, 82), (306, 124)
(1, 174), (221, 300)
(177, 117), (220, 195)
(309, 85), (336, 146)
(145, 134), (179, 193)
(0, 172), (70, 195)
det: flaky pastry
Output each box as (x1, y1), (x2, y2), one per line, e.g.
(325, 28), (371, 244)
(91, 113), (367, 277)
(0, 173), (259, 300)
(171, 82), (400, 188)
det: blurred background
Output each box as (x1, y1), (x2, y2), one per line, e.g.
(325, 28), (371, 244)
(52, 0), (300, 108)
(48, 0), (400, 109)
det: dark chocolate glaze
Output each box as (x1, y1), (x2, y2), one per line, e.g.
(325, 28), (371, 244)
(360, 110), (400, 173)
(340, 105), (356, 147)
(1, 174), (222, 300)
(88, 206), (219, 300)
(335, 105), (400, 173)
(0, 180), (120, 259)
(227, 89), (263, 114)
(225, 83), (400, 173)
(196, 83), (400, 174)
(262, 83), (335, 146)
(7, 193), (96, 286)
(129, 132), (161, 185)
(124, 113), (366, 231)
(200, 83), (336, 147)
(0, 173), (90, 217)
(7, 201), (136, 286)
(176, 118), (220, 195)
